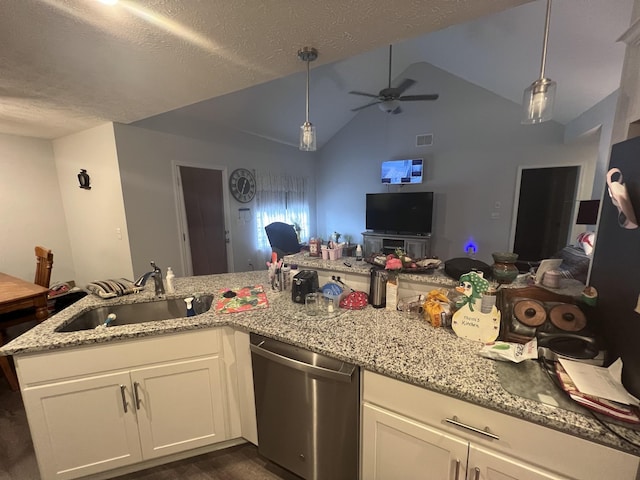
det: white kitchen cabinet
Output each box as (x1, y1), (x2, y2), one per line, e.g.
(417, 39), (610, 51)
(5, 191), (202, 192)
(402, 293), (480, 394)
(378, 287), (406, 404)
(362, 403), (561, 480)
(362, 403), (468, 480)
(21, 371), (143, 479)
(362, 371), (639, 480)
(131, 356), (227, 459)
(17, 328), (240, 480)
(466, 444), (566, 480)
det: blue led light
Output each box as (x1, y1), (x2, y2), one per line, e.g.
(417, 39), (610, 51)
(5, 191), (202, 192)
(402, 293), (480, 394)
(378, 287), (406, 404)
(464, 240), (478, 256)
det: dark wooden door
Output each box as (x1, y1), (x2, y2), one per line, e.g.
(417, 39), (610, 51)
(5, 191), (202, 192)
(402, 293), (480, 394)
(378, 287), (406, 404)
(513, 166), (578, 262)
(179, 166), (228, 275)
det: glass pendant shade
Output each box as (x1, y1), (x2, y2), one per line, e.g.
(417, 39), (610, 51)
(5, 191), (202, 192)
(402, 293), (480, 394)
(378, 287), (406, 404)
(522, 78), (556, 124)
(298, 47), (318, 152)
(521, 0), (555, 125)
(299, 121), (316, 151)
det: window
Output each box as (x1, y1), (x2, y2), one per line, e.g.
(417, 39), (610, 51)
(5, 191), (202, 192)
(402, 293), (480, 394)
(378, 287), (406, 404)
(255, 172), (309, 256)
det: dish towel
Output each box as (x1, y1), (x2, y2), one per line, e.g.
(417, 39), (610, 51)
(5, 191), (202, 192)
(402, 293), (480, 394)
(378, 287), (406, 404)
(85, 278), (140, 299)
(214, 285), (269, 314)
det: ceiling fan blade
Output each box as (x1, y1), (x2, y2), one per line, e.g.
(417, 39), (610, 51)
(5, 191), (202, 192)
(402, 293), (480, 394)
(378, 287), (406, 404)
(348, 90), (380, 99)
(393, 78), (416, 96)
(351, 101), (381, 112)
(399, 94), (439, 101)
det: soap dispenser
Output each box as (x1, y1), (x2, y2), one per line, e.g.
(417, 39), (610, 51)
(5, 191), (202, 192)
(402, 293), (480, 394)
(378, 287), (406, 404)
(166, 267), (175, 293)
(184, 297), (196, 317)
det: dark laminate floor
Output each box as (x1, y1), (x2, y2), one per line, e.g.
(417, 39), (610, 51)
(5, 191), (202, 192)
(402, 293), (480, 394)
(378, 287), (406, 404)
(0, 368), (299, 480)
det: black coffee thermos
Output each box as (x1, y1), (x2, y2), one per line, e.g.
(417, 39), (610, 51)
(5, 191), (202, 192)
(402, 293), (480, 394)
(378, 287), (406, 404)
(369, 268), (388, 308)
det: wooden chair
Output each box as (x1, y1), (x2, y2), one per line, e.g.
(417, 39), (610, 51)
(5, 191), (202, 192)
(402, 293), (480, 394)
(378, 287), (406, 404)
(34, 246), (54, 289)
(0, 246), (53, 391)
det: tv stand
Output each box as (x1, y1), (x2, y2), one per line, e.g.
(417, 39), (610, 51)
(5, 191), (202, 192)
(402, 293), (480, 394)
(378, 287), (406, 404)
(361, 232), (432, 259)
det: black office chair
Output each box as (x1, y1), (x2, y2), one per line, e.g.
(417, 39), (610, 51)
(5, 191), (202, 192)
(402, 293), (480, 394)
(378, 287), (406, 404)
(265, 222), (303, 259)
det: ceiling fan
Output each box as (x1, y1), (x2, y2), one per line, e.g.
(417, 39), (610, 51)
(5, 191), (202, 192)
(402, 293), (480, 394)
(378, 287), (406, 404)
(349, 45), (438, 114)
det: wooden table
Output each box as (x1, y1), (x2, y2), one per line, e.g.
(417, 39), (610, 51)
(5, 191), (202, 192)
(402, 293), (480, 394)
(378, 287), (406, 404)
(0, 272), (49, 391)
(0, 272), (50, 320)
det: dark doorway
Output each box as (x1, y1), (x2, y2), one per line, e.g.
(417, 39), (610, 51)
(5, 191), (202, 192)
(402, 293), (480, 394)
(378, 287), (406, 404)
(513, 166), (579, 262)
(179, 166), (229, 275)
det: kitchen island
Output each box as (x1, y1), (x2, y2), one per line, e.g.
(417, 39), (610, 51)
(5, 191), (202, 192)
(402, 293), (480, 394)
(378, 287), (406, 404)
(2, 268), (639, 479)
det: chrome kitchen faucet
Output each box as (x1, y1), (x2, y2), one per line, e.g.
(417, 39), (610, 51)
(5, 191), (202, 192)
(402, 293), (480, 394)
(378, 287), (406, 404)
(134, 261), (165, 296)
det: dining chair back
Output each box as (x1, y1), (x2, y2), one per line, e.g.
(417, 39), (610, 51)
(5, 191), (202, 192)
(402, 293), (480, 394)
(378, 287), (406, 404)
(34, 246), (53, 288)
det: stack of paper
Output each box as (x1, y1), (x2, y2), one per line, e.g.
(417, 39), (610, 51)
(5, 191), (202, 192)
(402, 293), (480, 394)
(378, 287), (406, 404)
(556, 358), (640, 423)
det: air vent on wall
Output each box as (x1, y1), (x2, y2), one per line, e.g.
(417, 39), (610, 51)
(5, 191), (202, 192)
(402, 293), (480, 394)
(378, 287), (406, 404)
(416, 133), (433, 147)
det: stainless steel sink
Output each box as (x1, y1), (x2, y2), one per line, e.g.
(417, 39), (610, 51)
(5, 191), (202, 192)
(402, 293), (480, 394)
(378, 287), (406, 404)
(55, 295), (214, 332)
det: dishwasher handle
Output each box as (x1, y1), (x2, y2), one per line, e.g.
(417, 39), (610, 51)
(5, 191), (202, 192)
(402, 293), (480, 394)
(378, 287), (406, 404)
(250, 342), (356, 383)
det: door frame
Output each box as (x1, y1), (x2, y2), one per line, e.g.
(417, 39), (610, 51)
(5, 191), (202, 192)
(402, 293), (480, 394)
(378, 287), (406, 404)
(172, 161), (234, 276)
(509, 161), (593, 253)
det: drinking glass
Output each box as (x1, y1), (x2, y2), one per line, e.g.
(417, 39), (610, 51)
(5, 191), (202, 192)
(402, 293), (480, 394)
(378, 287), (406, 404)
(305, 293), (319, 316)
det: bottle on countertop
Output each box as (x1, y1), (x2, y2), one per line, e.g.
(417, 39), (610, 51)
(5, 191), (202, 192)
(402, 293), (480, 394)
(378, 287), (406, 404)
(166, 267), (175, 293)
(355, 244), (363, 261)
(282, 264), (291, 291)
(184, 297), (196, 317)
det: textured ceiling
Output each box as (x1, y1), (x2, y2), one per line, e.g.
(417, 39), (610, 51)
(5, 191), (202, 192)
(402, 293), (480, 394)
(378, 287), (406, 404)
(0, 0), (633, 142)
(139, 0), (634, 149)
(1, 0), (529, 139)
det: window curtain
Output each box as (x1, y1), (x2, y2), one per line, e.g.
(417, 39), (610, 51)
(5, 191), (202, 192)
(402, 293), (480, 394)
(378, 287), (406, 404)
(255, 172), (309, 260)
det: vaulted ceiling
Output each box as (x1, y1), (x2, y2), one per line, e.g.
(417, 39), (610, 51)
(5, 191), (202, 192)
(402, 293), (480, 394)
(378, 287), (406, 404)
(1, 0), (633, 143)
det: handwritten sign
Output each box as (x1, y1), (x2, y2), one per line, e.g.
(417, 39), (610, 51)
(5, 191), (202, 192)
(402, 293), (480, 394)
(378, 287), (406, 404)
(452, 304), (500, 342)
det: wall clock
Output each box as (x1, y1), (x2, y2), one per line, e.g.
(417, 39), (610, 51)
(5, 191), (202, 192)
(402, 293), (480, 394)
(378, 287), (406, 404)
(229, 168), (256, 203)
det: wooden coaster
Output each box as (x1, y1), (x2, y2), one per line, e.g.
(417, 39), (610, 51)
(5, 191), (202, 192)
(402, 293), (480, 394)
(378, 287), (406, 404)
(513, 299), (547, 327)
(549, 304), (586, 332)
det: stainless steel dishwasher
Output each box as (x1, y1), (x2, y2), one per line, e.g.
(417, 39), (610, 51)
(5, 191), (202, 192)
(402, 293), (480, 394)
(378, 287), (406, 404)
(250, 333), (359, 480)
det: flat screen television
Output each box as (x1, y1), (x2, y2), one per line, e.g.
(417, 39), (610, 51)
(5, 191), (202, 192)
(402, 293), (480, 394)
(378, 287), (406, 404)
(366, 192), (434, 234)
(381, 158), (423, 184)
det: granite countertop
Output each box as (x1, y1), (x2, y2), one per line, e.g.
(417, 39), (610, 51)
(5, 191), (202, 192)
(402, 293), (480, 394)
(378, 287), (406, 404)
(2, 270), (639, 457)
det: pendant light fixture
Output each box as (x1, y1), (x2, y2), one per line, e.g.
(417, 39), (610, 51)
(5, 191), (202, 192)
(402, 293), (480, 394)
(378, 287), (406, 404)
(522, 0), (556, 124)
(298, 47), (318, 151)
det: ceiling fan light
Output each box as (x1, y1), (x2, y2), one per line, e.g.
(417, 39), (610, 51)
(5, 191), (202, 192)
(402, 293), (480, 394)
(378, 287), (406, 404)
(300, 121), (316, 151)
(521, 78), (556, 124)
(378, 99), (400, 113)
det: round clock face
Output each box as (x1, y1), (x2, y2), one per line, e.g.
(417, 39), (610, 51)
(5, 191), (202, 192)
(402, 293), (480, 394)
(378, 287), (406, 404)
(229, 168), (256, 203)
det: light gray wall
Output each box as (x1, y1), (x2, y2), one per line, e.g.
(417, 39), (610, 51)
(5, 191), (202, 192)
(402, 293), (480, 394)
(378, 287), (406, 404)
(0, 133), (75, 284)
(613, 0), (640, 144)
(53, 123), (134, 286)
(316, 62), (599, 264)
(565, 91), (618, 199)
(113, 122), (316, 277)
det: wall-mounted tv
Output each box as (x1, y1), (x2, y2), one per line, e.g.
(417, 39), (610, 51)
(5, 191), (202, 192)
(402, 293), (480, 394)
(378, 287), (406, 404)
(381, 158), (423, 184)
(366, 192), (434, 234)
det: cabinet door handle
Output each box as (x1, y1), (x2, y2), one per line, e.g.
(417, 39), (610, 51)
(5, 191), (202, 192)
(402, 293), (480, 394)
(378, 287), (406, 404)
(119, 384), (128, 413)
(445, 416), (499, 440)
(474, 466), (481, 480)
(133, 381), (142, 410)
(454, 459), (460, 479)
